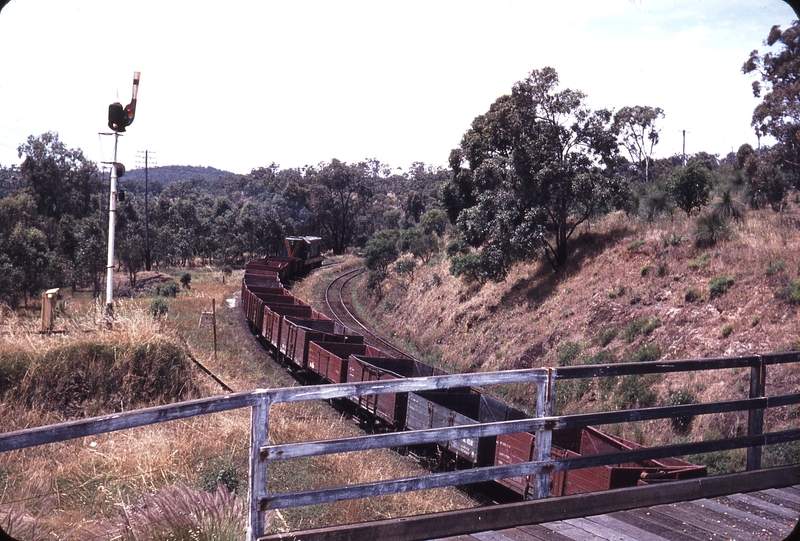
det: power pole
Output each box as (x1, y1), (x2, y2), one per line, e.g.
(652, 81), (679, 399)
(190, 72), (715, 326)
(136, 150), (156, 271)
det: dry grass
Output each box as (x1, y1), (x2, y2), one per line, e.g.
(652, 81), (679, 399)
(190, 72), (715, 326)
(337, 204), (800, 460)
(1, 265), (475, 538)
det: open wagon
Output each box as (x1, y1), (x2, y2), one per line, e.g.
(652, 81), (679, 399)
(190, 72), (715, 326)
(280, 317), (363, 369)
(346, 356), (448, 427)
(306, 342), (384, 384)
(494, 425), (707, 498)
(405, 390), (527, 466)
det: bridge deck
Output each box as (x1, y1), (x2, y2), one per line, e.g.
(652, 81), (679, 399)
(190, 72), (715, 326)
(434, 485), (800, 541)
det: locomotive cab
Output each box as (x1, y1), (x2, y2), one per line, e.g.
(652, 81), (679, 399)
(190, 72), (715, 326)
(285, 236), (323, 271)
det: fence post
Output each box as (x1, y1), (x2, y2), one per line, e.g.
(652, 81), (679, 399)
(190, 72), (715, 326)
(532, 368), (555, 499)
(746, 356), (766, 471)
(248, 393), (271, 541)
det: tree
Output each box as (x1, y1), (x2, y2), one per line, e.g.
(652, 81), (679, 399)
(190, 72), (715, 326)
(742, 21), (800, 176)
(308, 159), (374, 255)
(363, 230), (399, 273)
(613, 105), (664, 182)
(668, 159), (713, 216)
(442, 67), (624, 277)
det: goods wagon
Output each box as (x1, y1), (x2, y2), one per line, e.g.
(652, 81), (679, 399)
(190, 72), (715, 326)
(494, 426), (707, 498)
(405, 390), (527, 466)
(262, 304), (329, 349)
(280, 317), (363, 369)
(346, 356), (449, 427)
(306, 342), (383, 384)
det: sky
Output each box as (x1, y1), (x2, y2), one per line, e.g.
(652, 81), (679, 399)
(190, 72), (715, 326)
(0, 1), (797, 176)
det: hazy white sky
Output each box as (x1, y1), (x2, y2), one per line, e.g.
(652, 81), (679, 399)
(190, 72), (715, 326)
(0, 1), (796, 175)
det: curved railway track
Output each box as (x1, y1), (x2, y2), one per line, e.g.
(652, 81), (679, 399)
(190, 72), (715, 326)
(323, 267), (411, 359)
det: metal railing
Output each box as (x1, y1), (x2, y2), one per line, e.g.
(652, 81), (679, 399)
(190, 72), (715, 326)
(2, 352), (800, 540)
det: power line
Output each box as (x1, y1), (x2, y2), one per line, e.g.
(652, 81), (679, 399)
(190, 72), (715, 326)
(136, 150), (157, 271)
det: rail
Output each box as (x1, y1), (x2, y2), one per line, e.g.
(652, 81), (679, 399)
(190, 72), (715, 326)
(2, 352), (800, 540)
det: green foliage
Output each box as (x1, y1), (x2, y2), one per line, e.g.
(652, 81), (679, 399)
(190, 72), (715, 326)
(669, 159), (713, 216)
(751, 314), (761, 327)
(667, 387), (697, 433)
(640, 264), (651, 277)
(613, 105), (665, 182)
(556, 341), (582, 366)
(775, 278), (800, 304)
(363, 231), (400, 273)
(763, 441), (800, 468)
(596, 327), (618, 347)
(445, 236), (469, 257)
(585, 349), (617, 365)
(199, 459), (242, 494)
(180, 272), (192, 289)
(158, 281), (180, 298)
(661, 232), (683, 247)
(442, 67), (627, 275)
(686, 252), (711, 270)
(721, 324), (734, 338)
(693, 211), (729, 248)
(622, 317), (661, 343)
(629, 343), (662, 363)
(765, 260), (786, 276)
(708, 275), (734, 297)
(394, 258), (417, 280)
(449, 252), (486, 283)
(712, 187), (746, 222)
(684, 287), (701, 302)
(606, 285), (627, 299)
(150, 298), (169, 319)
(419, 209), (449, 236)
(627, 239), (645, 250)
(613, 375), (659, 409)
(431, 273), (442, 287)
(657, 262), (669, 277)
(365, 269), (388, 299)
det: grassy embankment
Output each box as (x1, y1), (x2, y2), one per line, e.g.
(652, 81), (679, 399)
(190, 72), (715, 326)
(0, 267), (473, 541)
(338, 207), (800, 476)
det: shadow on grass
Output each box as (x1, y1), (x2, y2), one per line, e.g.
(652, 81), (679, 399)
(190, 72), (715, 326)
(498, 223), (634, 309)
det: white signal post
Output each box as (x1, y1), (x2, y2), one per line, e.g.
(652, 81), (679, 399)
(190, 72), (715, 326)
(102, 71), (140, 325)
(105, 132), (120, 319)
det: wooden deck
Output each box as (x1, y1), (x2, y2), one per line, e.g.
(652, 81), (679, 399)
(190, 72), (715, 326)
(434, 485), (800, 541)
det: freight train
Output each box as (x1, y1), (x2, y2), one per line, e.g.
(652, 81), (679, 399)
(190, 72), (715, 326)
(241, 239), (706, 499)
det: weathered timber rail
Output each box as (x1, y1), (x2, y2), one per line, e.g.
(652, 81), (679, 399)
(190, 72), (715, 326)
(2, 352), (800, 541)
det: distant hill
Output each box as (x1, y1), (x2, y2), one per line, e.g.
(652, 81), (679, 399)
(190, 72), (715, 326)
(123, 165), (238, 187)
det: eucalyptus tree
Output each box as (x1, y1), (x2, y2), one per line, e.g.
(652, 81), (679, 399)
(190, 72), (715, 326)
(442, 67), (625, 278)
(613, 105), (664, 182)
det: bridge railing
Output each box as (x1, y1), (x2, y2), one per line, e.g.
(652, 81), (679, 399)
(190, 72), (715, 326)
(2, 352), (800, 540)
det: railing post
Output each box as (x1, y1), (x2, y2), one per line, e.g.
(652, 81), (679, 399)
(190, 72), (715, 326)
(746, 356), (766, 471)
(248, 393), (271, 541)
(532, 368), (555, 499)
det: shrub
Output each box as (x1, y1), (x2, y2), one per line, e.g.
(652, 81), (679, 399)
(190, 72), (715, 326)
(394, 258), (417, 280)
(721, 324), (734, 338)
(708, 275), (734, 297)
(630, 343), (662, 363)
(180, 272), (192, 289)
(365, 269), (388, 299)
(613, 374), (658, 409)
(684, 287), (701, 302)
(606, 285), (626, 299)
(750, 315), (761, 327)
(159, 281), (180, 297)
(668, 387), (697, 433)
(640, 265), (651, 277)
(622, 317), (661, 343)
(445, 236), (469, 257)
(557, 341), (582, 366)
(431, 273), (442, 287)
(627, 239), (645, 251)
(686, 252), (711, 270)
(449, 253), (486, 283)
(765, 260), (787, 276)
(775, 278), (800, 304)
(596, 327), (618, 347)
(199, 460), (242, 494)
(150, 298), (169, 319)
(693, 211), (729, 247)
(657, 262), (669, 277)
(585, 349), (617, 365)
(661, 233), (683, 247)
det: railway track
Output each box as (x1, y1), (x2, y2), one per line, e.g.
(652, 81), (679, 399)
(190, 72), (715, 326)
(323, 267), (411, 359)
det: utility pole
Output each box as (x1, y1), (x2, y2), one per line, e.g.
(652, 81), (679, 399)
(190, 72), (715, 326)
(137, 150), (156, 271)
(102, 71), (141, 325)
